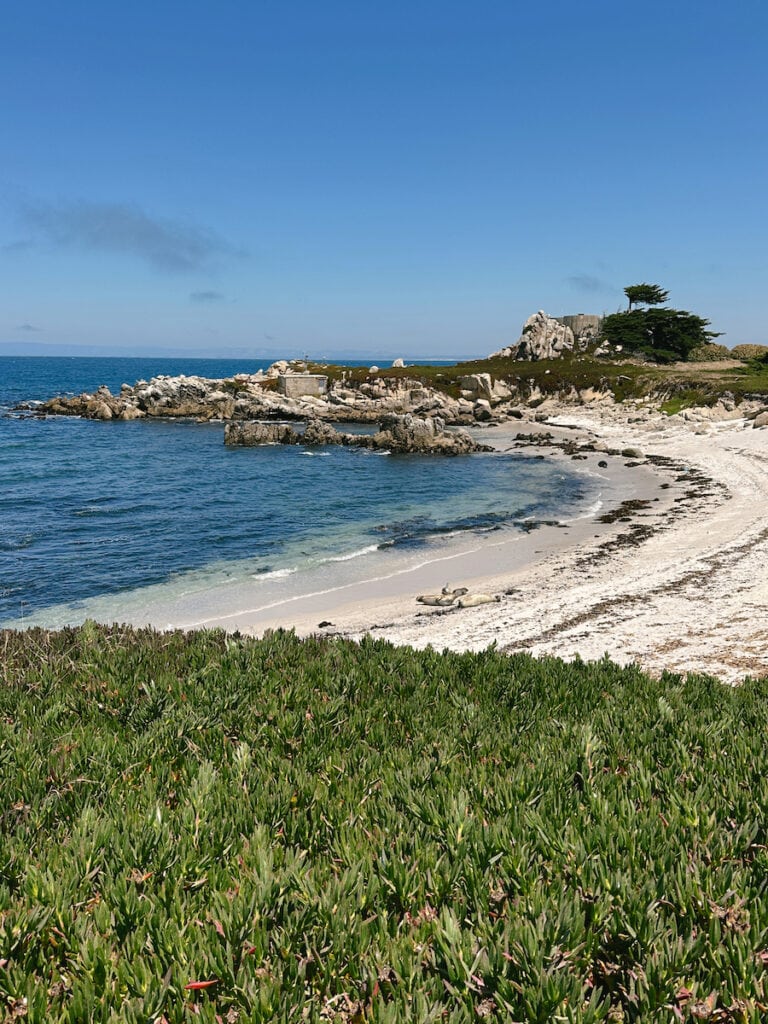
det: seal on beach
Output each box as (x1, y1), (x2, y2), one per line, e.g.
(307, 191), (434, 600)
(416, 584), (469, 606)
(456, 593), (501, 608)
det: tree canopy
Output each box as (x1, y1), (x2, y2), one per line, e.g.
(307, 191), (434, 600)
(601, 285), (719, 362)
(624, 283), (669, 309)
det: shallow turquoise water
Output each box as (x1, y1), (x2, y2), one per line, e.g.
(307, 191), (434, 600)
(0, 356), (597, 626)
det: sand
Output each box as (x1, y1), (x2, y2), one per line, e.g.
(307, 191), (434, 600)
(336, 410), (767, 685)
(231, 409), (767, 685)
(75, 406), (768, 686)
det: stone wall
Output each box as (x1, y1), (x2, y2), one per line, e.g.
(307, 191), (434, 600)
(277, 374), (328, 398)
(557, 314), (602, 343)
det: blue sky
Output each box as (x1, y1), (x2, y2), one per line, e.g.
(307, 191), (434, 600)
(1, 0), (766, 358)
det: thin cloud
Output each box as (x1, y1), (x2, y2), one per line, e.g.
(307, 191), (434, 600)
(2, 239), (32, 254)
(20, 198), (242, 273)
(190, 290), (225, 303)
(566, 273), (615, 294)
(16, 322), (41, 331)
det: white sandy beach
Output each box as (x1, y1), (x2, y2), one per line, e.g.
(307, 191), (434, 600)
(145, 406), (768, 685)
(339, 410), (767, 686)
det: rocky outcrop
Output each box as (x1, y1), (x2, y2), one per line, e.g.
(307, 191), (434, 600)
(489, 310), (603, 360)
(459, 373), (494, 400)
(31, 364), (481, 426)
(224, 414), (491, 455)
(373, 414), (489, 454)
(223, 422), (298, 445)
(490, 311), (575, 360)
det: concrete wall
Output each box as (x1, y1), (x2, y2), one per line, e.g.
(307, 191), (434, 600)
(557, 314), (602, 338)
(277, 374), (328, 398)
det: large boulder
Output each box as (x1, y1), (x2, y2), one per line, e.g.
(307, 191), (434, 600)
(490, 311), (575, 361)
(302, 418), (343, 445)
(224, 422), (300, 446)
(372, 413), (489, 454)
(458, 373), (494, 400)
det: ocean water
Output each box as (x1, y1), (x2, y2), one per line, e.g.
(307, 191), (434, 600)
(0, 356), (601, 628)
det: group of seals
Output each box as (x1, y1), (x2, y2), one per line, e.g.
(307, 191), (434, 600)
(416, 585), (469, 607)
(416, 584), (500, 609)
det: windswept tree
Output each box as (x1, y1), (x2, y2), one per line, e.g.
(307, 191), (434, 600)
(624, 283), (669, 310)
(601, 284), (720, 362)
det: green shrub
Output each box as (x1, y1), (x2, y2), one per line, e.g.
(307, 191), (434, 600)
(1, 625), (767, 1021)
(731, 344), (768, 361)
(687, 343), (732, 362)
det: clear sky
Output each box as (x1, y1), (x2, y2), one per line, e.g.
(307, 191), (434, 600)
(2, 0), (766, 359)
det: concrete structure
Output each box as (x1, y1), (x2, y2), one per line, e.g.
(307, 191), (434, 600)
(557, 314), (602, 343)
(277, 373), (328, 399)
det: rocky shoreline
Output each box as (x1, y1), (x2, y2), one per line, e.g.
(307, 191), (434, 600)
(20, 348), (768, 435)
(23, 362), (503, 426)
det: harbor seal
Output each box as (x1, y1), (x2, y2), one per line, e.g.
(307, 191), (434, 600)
(456, 593), (501, 608)
(417, 584), (469, 606)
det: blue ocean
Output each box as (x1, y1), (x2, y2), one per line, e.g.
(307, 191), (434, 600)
(0, 356), (600, 628)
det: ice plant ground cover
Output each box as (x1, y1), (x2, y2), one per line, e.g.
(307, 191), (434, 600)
(1, 624), (767, 1022)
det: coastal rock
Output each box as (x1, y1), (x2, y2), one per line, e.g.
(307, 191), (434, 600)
(224, 422), (299, 445)
(370, 414), (423, 450)
(754, 411), (768, 429)
(118, 406), (145, 420)
(32, 370), (469, 427)
(392, 358), (405, 368)
(578, 387), (614, 405)
(92, 401), (114, 420)
(489, 311), (575, 361)
(224, 413), (490, 455)
(458, 373), (494, 400)
(488, 311), (606, 361)
(265, 360), (290, 377)
(302, 418), (342, 445)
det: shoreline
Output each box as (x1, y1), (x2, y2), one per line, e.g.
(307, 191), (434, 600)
(157, 410), (767, 685)
(8, 407), (767, 684)
(336, 411), (767, 685)
(53, 419), (681, 643)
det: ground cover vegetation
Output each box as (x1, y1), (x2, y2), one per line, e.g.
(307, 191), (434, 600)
(2, 625), (768, 1022)
(310, 354), (768, 411)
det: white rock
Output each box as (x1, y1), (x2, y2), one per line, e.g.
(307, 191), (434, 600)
(488, 311), (575, 361)
(458, 373), (494, 400)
